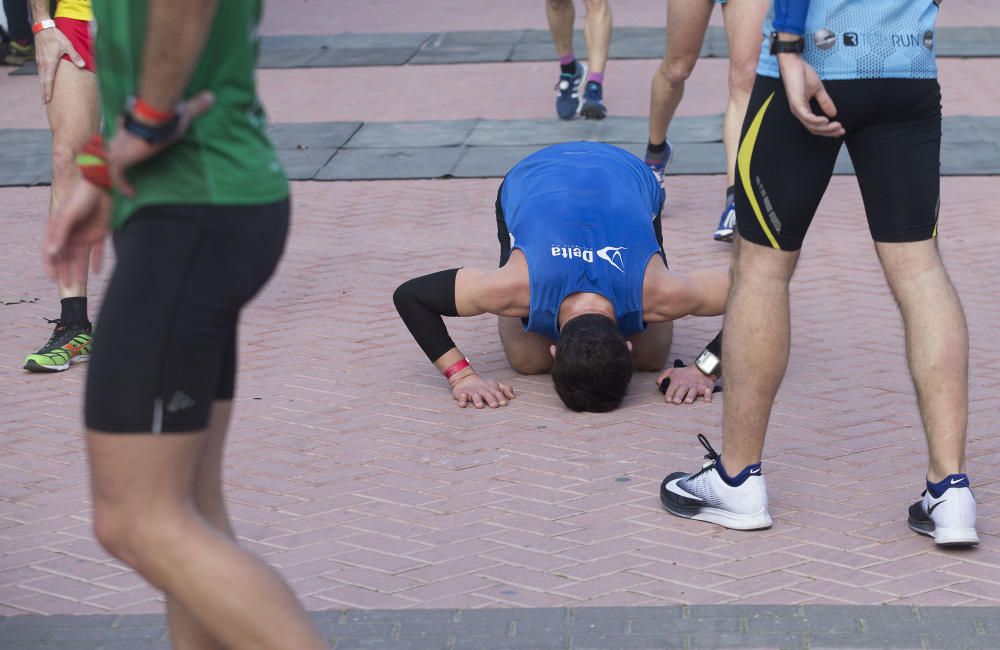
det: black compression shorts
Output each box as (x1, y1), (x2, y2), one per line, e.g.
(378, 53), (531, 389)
(735, 76), (941, 252)
(85, 200), (289, 433)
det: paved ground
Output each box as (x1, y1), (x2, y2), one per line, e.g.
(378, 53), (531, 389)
(2, 1), (1000, 648)
(6, 605), (1000, 650)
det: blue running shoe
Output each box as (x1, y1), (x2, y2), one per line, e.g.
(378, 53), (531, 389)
(714, 199), (736, 242)
(645, 141), (673, 186)
(555, 61), (587, 120)
(580, 80), (607, 120)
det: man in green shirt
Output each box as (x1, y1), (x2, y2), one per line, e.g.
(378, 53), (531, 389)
(43, 1), (325, 647)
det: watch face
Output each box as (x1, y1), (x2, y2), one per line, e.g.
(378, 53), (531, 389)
(696, 350), (720, 376)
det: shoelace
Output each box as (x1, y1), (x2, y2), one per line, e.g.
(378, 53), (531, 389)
(42, 317), (69, 347)
(688, 434), (722, 477)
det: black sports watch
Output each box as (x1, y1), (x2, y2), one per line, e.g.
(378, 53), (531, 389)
(122, 97), (181, 145)
(695, 349), (721, 378)
(770, 31), (805, 55)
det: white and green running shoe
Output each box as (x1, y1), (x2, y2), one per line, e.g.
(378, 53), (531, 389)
(23, 319), (93, 372)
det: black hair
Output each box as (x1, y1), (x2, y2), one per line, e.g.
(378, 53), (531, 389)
(550, 313), (632, 412)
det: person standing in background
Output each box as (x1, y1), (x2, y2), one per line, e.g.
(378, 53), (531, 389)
(21, 0), (100, 373)
(644, 0), (769, 242)
(546, 0), (612, 120)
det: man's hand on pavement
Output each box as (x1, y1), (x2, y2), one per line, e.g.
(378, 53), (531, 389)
(656, 364), (716, 405)
(451, 373), (515, 409)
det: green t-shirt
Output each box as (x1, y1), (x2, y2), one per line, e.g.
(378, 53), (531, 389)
(93, 0), (288, 228)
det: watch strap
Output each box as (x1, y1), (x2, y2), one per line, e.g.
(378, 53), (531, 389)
(770, 32), (805, 55)
(122, 109), (181, 145)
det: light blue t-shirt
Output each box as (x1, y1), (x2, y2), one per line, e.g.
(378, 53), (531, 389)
(758, 0), (940, 80)
(499, 142), (664, 341)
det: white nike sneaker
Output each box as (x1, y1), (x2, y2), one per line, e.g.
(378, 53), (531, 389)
(908, 475), (979, 546)
(660, 435), (772, 530)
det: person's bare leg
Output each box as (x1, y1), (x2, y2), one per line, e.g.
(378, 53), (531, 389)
(163, 401), (235, 650)
(498, 316), (556, 374)
(719, 237), (799, 474)
(876, 239), (968, 483)
(720, 0), (769, 187)
(628, 321), (674, 372)
(648, 0), (714, 146)
(546, 0), (576, 59)
(582, 0), (611, 76)
(88, 427), (326, 650)
(46, 60), (100, 298)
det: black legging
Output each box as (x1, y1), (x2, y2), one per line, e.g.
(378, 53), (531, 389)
(3, 0), (31, 42)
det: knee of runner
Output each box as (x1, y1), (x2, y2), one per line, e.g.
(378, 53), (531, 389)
(93, 501), (190, 578)
(663, 58), (697, 85)
(727, 59), (758, 97)
(50, 139), (79, 179)
(548, 0), (571, 10)
(582, 0), (608, 12)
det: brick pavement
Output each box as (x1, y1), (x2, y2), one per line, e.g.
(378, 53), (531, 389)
(3, 175), (1000, 618)
(3, 0), (1000, 646)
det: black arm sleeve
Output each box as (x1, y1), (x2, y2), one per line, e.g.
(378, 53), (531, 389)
(705, 329), (722, 358)
(393, 269), (461, 363)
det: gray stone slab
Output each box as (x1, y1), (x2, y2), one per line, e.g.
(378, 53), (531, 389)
(267, 121), (362, 150)
(0, 152), (51, 185)
(258, 32), (430, 69)
(0, 128), (51, 155)
(276, 147), (338, 181)
(935, 26), (1000, 57)
(345, 119), (479, 148)
(316, 146), (464, 180)
(7, 60), (36, 75)
(411, 30), (523, 65)
(452, 145), (547, 178)
(942, 141), (1000, 175)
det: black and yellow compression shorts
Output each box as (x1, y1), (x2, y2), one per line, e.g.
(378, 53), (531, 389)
(735, 75), (942, 252)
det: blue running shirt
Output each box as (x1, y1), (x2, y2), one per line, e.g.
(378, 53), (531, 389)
(758, 0), (940, 80)
(499, 142), (664, 341)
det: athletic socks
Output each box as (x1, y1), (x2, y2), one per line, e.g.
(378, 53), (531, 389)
(559, 53), (577, 75)
(587, 71), (604, 85)
(927, 473), (970, 498)
(646, 140), (668, 164)
(725, 184), (736, 206)
(716, 460), (763, 487)
(60, 297), (89, 327)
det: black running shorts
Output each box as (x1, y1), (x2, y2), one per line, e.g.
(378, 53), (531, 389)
(85, 200), (290, 433)
(735, 76), (942, 251)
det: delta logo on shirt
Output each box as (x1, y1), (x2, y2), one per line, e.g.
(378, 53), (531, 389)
(550, 244), (627, 273)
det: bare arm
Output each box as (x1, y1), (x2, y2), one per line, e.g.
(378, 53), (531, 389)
(138, 0), (220, 113)
(643, 264), (730, 322)
(394, 266), (525, 408)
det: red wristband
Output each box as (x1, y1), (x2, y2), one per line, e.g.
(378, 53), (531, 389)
(132, 97), (176, 123)
(32, 19), (56, 34)
(443, 358), (471, 380)
(76, 133), (112, 192)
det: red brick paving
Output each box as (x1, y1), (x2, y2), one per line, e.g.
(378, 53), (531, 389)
(3, 0), (1000, 620)
(2, 174), (1000, 615)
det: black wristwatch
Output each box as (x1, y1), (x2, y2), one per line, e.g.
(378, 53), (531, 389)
(122, 98), (180, 145)
(770, 31), (805, 55)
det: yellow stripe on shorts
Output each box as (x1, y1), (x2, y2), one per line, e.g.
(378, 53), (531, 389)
(736, 92), (779, 249)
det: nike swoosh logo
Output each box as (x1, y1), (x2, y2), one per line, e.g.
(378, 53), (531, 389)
(951, 478), (965, 485)
(927, 500), (947, 515)
(750, 469), (761, 475)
